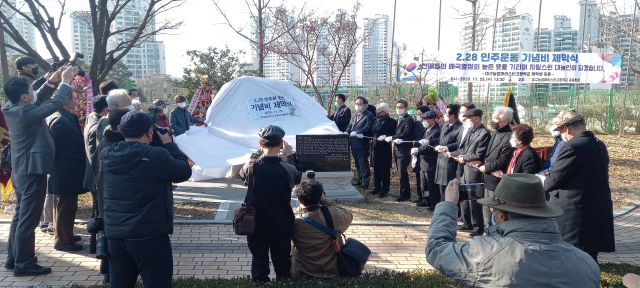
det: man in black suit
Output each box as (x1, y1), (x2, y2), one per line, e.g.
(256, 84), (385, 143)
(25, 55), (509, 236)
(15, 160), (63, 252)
(328, 94), (351, 132)
(384, 99), (414, 202)
(413, 111), (441, 211)
(475, 107), (513, 227)
(370, 103), (397, 198)
(447, 108), (490, 237)
(345, 97), (374, 189)
(455, 103), (476, 180)
(433, 104), (463, 203)
(363, 98), (377, 115)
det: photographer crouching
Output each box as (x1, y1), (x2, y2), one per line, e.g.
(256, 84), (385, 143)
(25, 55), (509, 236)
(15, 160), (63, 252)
(101, 111), (191, 287)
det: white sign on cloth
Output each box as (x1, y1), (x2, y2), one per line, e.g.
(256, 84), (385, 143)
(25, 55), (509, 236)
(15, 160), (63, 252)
(401, 51), (622, 84)
(174, 76), (341, 170)
(247, 95), (299, 120)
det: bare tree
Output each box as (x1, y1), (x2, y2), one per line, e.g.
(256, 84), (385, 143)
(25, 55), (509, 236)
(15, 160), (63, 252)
(0, 0), (184, 94)
(212, 0), (300, 77)
(404, 49), (446, 99)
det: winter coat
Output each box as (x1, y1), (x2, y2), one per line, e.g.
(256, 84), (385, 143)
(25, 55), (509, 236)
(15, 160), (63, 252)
(329, 105), (352, 132)
(538, 136), (566, 174)
(426, 201), (601, 288)
(345, 109), (374, 150)
(46, 108), (87, 195)
(102, 141), (191, 239)
(450, 124), (490, 184)
(83, 112), (102, 191)
(391, 113), (415, 157)
(370, 115), (396, 169)
(483, 125), (513, 191)
(92, 127), (125, 218)
(511, 146), (541, 174)
(432, 121), (463, 186)
(544, 131), (615, 253)
(169, 106), (205, 136)
(417, 124), (441, 171)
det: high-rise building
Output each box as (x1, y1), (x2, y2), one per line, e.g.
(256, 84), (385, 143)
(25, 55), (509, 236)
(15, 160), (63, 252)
(2, 0), (36, 59)
(249, 14), (301, 84)
(315, 13), (356, 86)
(362, 14), (391, 86)
(578, 0), (600, 50)
(458, 9), (534, 102)
(534, 15), (580, 90)
(71, 0), (166, 80)
(599, 9), (638, 87)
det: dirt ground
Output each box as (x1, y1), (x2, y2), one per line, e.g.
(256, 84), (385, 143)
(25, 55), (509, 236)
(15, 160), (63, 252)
(336, 133), (640, 222)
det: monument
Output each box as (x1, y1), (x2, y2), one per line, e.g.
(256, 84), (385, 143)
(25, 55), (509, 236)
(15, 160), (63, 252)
(296, 134), (364, 201)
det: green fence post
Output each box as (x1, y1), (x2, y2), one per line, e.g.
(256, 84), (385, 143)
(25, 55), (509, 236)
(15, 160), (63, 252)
(450, 88), (455, 104)
(607, 88), (613, 135)
(569, 87), (574, 109)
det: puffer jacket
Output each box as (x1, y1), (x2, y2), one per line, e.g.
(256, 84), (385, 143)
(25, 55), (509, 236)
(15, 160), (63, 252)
(101, 141), (191, 239)
(426, 201), (601, 288)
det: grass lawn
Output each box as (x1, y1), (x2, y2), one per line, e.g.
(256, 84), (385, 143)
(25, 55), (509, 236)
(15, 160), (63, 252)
(65, 263), (640, 287)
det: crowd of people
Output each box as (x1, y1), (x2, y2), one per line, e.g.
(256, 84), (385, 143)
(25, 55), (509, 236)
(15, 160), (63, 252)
(0, 56), (620, 287)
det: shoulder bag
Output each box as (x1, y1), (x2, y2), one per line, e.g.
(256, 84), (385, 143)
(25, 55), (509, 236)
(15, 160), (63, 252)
(302, 206), (371, 277)
(233, 165), (256, 236)
(0, 143), (11, 171)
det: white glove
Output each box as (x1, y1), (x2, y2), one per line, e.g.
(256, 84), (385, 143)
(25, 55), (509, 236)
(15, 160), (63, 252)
(393, 139), (404, 144)
(343, 131), (349, 135)
(377, 135), (386, 141)
(385, 136), (393, 142)
(410, 148), (419, 154)
(350, 131), (357, 137)
(357, 133), (363, 138)
(419, 139), (429, 146)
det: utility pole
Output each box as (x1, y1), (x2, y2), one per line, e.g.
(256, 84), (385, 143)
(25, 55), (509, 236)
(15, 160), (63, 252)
(531, 0), (542, 127)
(484, 0), (499, 124)
(389, 0), (397, 99)
(0, 17), (9, 104)
(576, 0), (589, 112)
(621, 1), (637, 136)
(467, 0), (478, 103)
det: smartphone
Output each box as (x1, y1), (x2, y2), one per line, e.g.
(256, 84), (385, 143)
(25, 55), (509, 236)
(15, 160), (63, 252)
(459, 183), (485, 202)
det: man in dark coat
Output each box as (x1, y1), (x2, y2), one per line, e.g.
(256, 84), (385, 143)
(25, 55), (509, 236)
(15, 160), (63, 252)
(83, 95), (109, 192)
(364, 98), (377, 116)
(328, 94), (351, 132)
(46, 88), (88, 251)
(411, 107), (429, 203)
(433, 104), (463, 203)
(448, 108), (490, 237)
(385, 99), (414, 202)
(476, 107), (513, 227)
(415, 111), (441, 211)
(370, 103), (396, 198)
(345, 97), (374, 189)
(543, 110), (615, 262)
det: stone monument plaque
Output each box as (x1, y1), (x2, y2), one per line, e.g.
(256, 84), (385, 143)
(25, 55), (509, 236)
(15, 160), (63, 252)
(296, 134), (350, 172)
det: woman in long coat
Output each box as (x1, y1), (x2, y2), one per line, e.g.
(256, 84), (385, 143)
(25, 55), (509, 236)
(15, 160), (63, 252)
(369, 103), (396, 198)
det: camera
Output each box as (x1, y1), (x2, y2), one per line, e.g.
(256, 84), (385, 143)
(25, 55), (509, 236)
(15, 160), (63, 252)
(150, 125), (170, 147)
(147, 105), (162, 123)
(458, 183), (485, 202)
(306, 170), (315, 180)
(62, 52), (86, 77)
(50, 57), (69, 70)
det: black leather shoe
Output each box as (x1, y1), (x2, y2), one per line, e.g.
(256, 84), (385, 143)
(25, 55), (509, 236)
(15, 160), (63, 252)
(54, 243), (83, 252)
(370, 189), (380, 195)
(103, 274), (110, 284)
(426, 207), (435, 212)
(395, 195), (409, 202)
(412, 198), (424, 204)
(378, 192), (389, 198)
(416, 201), (430, 207)
(458, 225), (473, 231)
(13, 264), (51, 277)
(4, 257), (38, 270)
(74, 235), (82, 242)
(352, 181), (361, 186)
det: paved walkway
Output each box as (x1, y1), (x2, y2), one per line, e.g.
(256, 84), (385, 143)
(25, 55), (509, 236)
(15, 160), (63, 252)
(0, 207), (637, 287)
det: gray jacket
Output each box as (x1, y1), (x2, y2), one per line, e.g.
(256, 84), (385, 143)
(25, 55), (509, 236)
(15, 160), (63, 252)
(82, 112), (102, 191)
(426, 201), (600, 288)
(95, 116), (110, 144)
(2, 83), (72, 176)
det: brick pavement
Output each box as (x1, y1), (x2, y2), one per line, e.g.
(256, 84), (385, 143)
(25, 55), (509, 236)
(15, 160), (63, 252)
(0, 208), (636, 287)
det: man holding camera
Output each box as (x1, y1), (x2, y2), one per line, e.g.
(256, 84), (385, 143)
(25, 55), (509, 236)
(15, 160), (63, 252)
(426, 174), (600, 287)
(3, 66), (77, 276)
(101, 111), (191, 287)
(170, 95), (206, 136)
(239, 125), (302, 283)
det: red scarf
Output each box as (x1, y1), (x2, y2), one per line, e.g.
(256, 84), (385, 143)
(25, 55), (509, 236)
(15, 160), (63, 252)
(506, 145), (529, 174)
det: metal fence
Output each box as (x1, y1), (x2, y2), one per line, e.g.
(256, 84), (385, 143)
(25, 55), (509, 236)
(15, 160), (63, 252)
(303, 84), (639, 134)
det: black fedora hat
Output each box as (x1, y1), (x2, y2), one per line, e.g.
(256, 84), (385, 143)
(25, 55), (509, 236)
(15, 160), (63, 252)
(478, 173), (563, 218)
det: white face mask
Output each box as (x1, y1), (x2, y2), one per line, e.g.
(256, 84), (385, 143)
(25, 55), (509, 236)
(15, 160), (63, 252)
(510, 139), (517, 147)
(464, 120), (473, 129)
(444, 115), (450, 122)
(550, 125), (561, 137)
(163, 107), (168, 114)
(416, 115), (422, 121)
(422, 121), (430, 128)
(460, 115), (466, 122)
(334, 101), (339, 107)
(126, 104), (135, 111)
(355, 105), (363, 112)
(29, 91), (38, 104)
(177, 102), (186, 108)
(132, 97), (140, 101)
(397, 109), (405, 115)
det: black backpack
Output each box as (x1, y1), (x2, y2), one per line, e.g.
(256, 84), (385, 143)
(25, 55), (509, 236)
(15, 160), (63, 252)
(302, 206), (371, 277)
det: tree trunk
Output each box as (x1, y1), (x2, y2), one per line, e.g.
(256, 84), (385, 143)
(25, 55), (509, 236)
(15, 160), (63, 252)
(257, 0), (264, 77)
(636, 109), (640, 134)
(0, 18), (10, 104)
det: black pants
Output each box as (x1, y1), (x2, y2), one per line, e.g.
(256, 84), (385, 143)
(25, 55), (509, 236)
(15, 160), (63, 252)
(53, 194), (79, 245)
(247, 234), (291, 282)
(461, 200), (484, 233)
(421, 170), (439, 208)
(373, 166), (391, 193)
(7, 174), (47, 270)
(351, 148), (370, 185)
(108, 235), (172, 288)
(413, 169), (422, 198)
(395, 155), (411, 198)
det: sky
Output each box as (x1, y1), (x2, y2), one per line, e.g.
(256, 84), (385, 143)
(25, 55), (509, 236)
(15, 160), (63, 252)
(27, 0), (636, 82)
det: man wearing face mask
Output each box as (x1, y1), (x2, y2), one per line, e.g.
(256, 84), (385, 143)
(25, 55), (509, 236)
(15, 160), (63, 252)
(414, 111), (441, 211)
(128, 89), (140, 102)
(153, 99), (171, 129)
(434, 104), (463, 205)
(455, 103), (476, 180)
(538, 115), (566, 175)
(97, 88), (133, 144)
(46, 86), (88, 252)
(345, 97), (374, 189)
(447, 108), (490, 237)
(2, 66), (77, 276)
(328, 94), (351, 132)
(384, 99), (414, 202)
(370, 103), (396, 198)
(15, 56), (54, 92)
(170, 95), (206, 136)
(411, 107), (430, 203)
(473, 106), (513, 227)
(542, 109), (615, 262)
